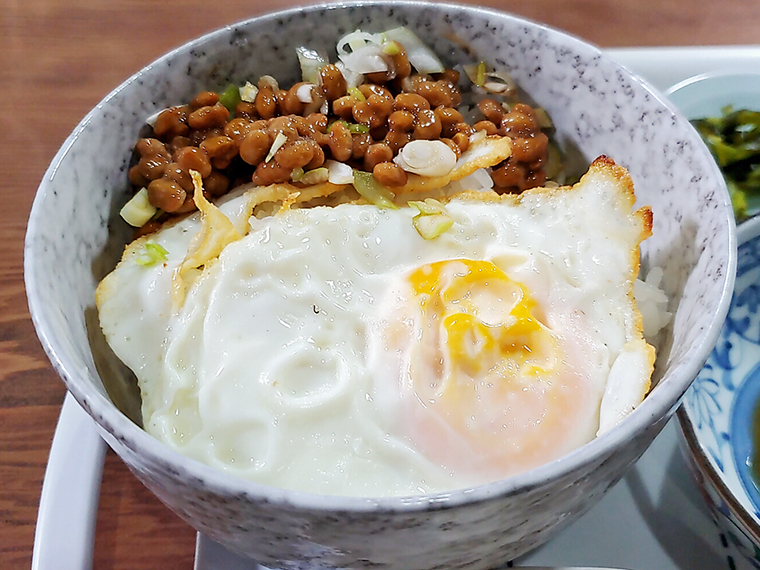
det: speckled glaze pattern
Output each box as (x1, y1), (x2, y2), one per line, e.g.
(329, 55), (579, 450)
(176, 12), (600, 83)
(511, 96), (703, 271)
(25, 2), (736, 568)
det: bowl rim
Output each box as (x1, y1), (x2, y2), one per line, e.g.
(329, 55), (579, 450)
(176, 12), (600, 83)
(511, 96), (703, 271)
(677, 405), (760, 544)
(25, 0), (738, 512)
(666, 69), (760, 100)
(676, 215), (760, 544)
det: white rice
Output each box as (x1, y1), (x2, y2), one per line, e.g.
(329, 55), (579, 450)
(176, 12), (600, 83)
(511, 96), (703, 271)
(634, 266), (671, 344)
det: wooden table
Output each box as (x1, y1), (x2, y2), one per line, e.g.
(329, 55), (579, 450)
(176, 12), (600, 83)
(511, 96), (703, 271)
(2, 1), (756, 568)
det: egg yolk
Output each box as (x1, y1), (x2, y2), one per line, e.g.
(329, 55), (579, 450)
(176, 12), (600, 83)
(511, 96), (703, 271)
(401, 259), (583, 475)
(408, 258), (558, 387)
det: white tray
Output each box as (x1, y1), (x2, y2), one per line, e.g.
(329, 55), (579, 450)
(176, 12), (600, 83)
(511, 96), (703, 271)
(33, 46), (760, 570)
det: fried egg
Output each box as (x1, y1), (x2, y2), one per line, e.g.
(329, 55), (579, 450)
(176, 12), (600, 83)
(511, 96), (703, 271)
(96, 157), (655, 497)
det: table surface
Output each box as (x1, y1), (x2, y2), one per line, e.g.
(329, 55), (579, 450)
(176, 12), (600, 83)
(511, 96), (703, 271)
(3, 0), (758, 568)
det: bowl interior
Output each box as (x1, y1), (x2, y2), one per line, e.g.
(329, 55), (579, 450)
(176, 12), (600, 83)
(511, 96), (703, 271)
(25, 2), (735, 504)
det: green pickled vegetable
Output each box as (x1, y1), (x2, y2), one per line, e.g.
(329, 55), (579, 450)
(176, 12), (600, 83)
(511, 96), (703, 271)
(692, 105), (760, 220)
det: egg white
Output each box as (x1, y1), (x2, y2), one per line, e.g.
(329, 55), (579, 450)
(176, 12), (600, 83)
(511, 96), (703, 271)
(97, 158), (654, 497)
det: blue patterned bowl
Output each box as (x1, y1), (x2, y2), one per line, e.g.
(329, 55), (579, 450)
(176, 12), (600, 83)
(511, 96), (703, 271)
(678, 215), (760, 568)
(25, 2), (736, 568)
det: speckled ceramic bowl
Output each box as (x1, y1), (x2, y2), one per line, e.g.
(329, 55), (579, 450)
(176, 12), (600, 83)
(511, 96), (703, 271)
(25, 3), (736, 568)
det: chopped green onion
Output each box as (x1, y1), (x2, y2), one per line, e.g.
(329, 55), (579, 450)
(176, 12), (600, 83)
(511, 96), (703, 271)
(382, 40), (401, 56)
(348, 123), (370, 134)
(352, 170), (398, 209)
(475, 61), (487, 87)
(382, 27), (444, 74)
(300, 167), (329, 185)
(534, 107), (554, 129)
(327, 119), (349, 133)
(120, 187), (157, 227)
(328, 119), (369, 135)
(296, 46), (327, 84)
(258, 75), (279, 91)
(412, 213), (454, 240)
(348, 87), (366, 102)
(325, 160), (354, 184)
(291, 167), (305, 182)
(409, 199), (453, 239)
(266, 132), (288, 163)
(409, 198), (447, 215)
(219, 84), (241, 112)
(347, 37), (367, 51)
(135, 242), (169, 267)
(239, 81), (258, 103)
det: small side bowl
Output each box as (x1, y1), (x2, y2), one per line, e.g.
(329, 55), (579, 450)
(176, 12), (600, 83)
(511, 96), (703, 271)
(667, 71), (760, 220)
(678, 215), (760, 567)
(670, 70), (760, 568)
